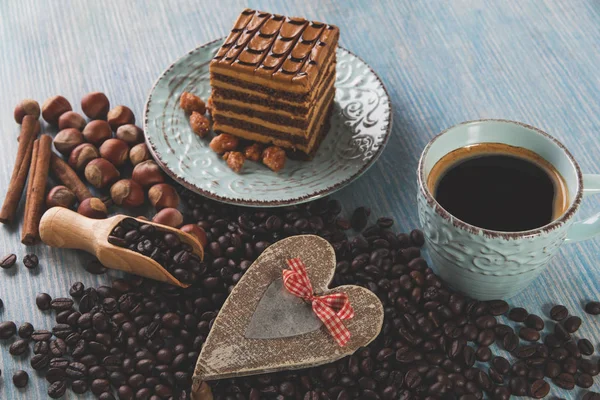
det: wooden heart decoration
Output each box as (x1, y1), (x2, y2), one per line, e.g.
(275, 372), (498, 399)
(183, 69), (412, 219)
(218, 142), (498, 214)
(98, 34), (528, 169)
(192, 235), (384, 382)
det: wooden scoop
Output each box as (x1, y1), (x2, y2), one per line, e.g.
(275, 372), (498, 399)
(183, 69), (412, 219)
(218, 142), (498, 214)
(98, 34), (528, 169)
(39, 207), (204, 288)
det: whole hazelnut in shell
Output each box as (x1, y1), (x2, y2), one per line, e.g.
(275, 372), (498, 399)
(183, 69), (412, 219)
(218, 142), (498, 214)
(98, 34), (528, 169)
(107, 105), (135, 131)
(116, 124), (144, 145)
(58, 111), (87, 131)
(99, 138), (129, 167)
(110, 179), (144, 209)
(46, 186), (76, 209)
(68, 143), (100, 172)
(132, 160), (164, 188)
(148, 183), (179, 210)
(42, 95), (72, 125)
(152, 208), (183, 228)
(77, 198), (108, 219)
(84, 158), (120, 189)
(82, 120), (112, 146)
(14, 99), (41, 123)
(54, 128), (84, 156)
(81, 92), (110, 120)
(129, 143), (151, 166)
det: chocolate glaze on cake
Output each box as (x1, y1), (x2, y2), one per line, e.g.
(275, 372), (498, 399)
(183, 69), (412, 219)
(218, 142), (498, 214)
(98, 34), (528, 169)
(209, 9), (339, 157)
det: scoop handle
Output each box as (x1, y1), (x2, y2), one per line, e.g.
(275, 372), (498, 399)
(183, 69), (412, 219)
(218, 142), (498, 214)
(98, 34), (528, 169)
(39, 207), (114, 254)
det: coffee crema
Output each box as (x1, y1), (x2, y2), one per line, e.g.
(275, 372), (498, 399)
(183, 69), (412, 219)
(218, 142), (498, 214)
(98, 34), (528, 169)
(427, 143), (569, 232)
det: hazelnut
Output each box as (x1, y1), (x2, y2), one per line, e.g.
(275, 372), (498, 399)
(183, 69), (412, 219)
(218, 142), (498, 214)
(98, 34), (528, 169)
(129, 143), (151, 166)
(41, 95), (72, 125)
(116, 124), (143, 145)
(152, 208), (183, 228)
(83, 120), (112, 146)
(54, 128), (84, 156)
(77, 198), (108, 219)
(262, 146), (286, 172)
(68, 143), (100, 171)
(180, 92), (206, 114)
(180, 224), (207, 247)
(84, 158), (120, 189)
(132, 160), (164, 188)
(107, 105), (135, 131)
(190, 112), (210, 138)
(58, 111), (87, 131)
(46, 185), (76, 209)
(223, 151), (245, 173)
(14, 99), (41, 123)
(244, 143), (263, 162)
(110, 179), (144, 208)
(209, 133), (239, 154)
(99, 138), (129, 167)
(81, 92), (110, 120)
(148, 183), (179, 210)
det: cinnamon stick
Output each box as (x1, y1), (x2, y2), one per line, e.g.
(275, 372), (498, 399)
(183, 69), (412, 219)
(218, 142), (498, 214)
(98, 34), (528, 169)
(0, 116), (39, 223)
(22, 134), (52, 245)
(50, 153), (92, 202)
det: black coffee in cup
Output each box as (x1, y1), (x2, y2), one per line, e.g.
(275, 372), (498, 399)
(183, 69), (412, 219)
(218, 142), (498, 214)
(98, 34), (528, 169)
(427, 143), (569, 232)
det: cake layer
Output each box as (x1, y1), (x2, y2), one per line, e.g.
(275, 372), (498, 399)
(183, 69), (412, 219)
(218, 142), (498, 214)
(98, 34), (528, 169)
(212, 77), (335, 135)
(212, 89), (335, 153)
(211, 49), (336, 103)
(210, 9), (339, 93)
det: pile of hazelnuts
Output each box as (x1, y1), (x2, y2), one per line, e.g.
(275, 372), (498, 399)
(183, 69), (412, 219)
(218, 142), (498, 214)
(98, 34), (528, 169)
(14, 93), (186, 229)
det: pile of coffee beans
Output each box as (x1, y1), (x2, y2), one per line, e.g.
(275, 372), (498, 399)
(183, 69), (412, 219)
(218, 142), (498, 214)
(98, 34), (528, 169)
(0, 190), (599, 399)
(108, 217), (205, 284)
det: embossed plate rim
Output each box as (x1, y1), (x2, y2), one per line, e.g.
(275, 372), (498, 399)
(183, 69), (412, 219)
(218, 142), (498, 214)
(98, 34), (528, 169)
(144, 38), (393, 207)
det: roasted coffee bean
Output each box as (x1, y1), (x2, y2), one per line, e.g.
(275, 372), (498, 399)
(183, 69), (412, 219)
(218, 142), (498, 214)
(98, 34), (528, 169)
(512, 360), (529, 377)
(49, 357), (70, 369)
(34, 340), (49, 354)
(66, 361), (88, 379)
(544, 333), (561, 348)
(23, 253), (39, 268)
(12, 370), (28, 387)
(475, 315), (496, 329)
(491, 356), (510, 374)
(476, 329), (495, 346)
(563, 358), (578, 374)
(577, 373), (594, 388)
(580, 359), (600, 376)
(585, 301), (600, 315)
(486, 300), (509, 315)
(475, 346), (491, 362)
(31, 329), (51, 341)
(525, 313), (544, 330)
(49, 339), (67, 357)
(508, 307), (528, 322)
(519, 327), (541, 342)
(555, 323), (571, 341)
(493, 324), (513, 339)
(46, 367), (66, 383)
(36, 292), (52, 310)
(529, 379), (550, 398)
(584, 392), (600, 400)
(30, 353), (50, 370)
(550, 304), (568, 320)
(502, 332), (519, 352)
(52, 324), (73, 339)
(51, 297), (74, 311)
(515, 345), (537, 359)
(565, 340), (581, 358)
(18, 322), (34, 339)
(69, 281), (85, 298)
(545, 361), (561, 378)
(9, 339), (29, 355)
(48, 380), (67, 398)
(91, 378), (111, 395)
(0, 321), (17, 339)
(510, 376), (528, 396)
(553, 373), (575, 389)
(0, 253), (17, 268)
(550, 347), (569, 361)
(563, 315), (582, 333)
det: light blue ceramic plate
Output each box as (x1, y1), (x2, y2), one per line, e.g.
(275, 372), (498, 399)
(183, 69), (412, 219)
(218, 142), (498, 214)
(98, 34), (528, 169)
(144, 38), (392, 207)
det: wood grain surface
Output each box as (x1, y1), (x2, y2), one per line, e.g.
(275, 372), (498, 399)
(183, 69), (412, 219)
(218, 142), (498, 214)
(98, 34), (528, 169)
(0, 0), (599, 398)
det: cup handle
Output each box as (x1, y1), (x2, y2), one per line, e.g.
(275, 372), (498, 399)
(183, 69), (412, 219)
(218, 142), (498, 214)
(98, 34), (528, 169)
(565, 174), (600, 242)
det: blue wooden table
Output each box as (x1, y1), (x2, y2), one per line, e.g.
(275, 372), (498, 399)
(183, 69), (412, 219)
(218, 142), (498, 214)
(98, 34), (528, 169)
(1, 0), (599, 398)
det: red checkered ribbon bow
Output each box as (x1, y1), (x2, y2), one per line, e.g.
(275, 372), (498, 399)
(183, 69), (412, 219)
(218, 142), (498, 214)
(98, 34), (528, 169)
(282, 258), (354, 346)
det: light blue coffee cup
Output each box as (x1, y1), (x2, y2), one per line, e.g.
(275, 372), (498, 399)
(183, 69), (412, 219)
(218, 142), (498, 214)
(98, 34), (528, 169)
(417, 119), (600, 300)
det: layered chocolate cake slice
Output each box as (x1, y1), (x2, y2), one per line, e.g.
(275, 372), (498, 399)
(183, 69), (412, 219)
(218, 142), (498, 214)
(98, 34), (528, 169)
(209, 9), (339, 158)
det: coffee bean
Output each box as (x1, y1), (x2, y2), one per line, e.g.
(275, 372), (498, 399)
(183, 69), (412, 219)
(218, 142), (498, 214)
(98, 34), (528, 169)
(577, 373), (594, 388)
(555, 323), (571, 341)
(563, 358), (578, 374)
(563, 316), (582, 333)
(515, 345), (537, 358)
(585, 301), (600, 315)
(486, 300), (509, 315)
(48, 380), (67, 398)
(550, 304), (568, 320)
(34, 340), (49, 354)
(85, 259), (107, 275)
(36, 293), (52, 310)
(475, 315), (496, 329)
(0, 253), (17, 268)
(18, 322), (34, 339)
(9, 339), (29, 355)
(529, 379), (550, 398)
(69, 282), (85, 298)
(12, 370), (28, 387)
(477, 329), (495, 346)
(510, 377), (528, 396)
(0, 321), (17, 339)
(475, 346), (491, 362)
(508, 307), (528, 322)
(23, 253), (39, 268)
(491, 356), (510, 374)
(545, 361), (561, 378)
(49, 339), (67, 357)
(72, 379), (89, 394)
(525, 314), (544, 330)
(544, 333), (561, 348)
(550, 347), (569, 361)
(493, 324), (513, 339)
(46, 367), (66, 383)
(49, 357), (70, 369)
(31, 329), (52, 341)
(565, 340), (581, 358)
(31, 353), (49, 370)
(519, 327), (541, 342)
(553, 373), (575, 389)
(502, 332), (519, 352)
(580, 359), (600, 376)
(91, 378), (111, 395)
(51, 297), (74, 311)
(584, 392), (600, 400)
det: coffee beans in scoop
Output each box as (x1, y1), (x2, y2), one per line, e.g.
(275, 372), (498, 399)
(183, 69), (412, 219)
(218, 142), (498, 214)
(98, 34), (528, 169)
(108, 217), (205, 284)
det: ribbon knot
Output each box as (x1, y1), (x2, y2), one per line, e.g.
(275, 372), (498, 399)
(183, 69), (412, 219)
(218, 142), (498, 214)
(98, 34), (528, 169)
(282, 258), (354, 346)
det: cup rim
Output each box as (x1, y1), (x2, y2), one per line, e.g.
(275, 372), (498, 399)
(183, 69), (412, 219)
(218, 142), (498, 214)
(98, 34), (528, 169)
(417, 119), (584, 239)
